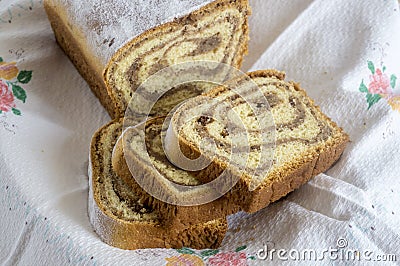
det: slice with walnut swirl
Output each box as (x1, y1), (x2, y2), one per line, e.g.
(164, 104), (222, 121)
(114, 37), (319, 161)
(89, 119), (227, 250)
(44, 0), (250, 118)
(168, 69), (349, 213)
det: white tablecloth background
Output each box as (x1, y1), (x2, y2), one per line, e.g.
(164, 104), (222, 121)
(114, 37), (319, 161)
(0, 0), (399, 265)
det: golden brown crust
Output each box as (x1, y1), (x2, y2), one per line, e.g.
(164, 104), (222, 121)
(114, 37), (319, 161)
(230, 0), (250, 70)
(90, 196), (227, 249)
(244, 131), (349, 212)
(89, 119), (228, 250)
(44, 1), (117, 118)
(242, 77), (350, 211)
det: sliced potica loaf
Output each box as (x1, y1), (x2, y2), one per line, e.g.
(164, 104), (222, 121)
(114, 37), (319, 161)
(168, 69), (349, 213)
(44, 0), (250, 118)
(112, 116), (242, 229)
(89, 119), (227, 250)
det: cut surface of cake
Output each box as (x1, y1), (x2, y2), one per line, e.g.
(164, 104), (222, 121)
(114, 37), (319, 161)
(89, 119), (227, 250)
(112, 116), (242, 228)
(44, 0), (250, 118)
(167, 69), (349, 212)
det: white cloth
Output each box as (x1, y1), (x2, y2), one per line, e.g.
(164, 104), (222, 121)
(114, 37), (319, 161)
(0, 0), (399, 265)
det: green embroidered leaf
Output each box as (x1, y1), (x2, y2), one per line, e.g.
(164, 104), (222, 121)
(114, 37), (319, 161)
(176, 247), (195, 255)
(235, 245), (247, 252)
(249, 256), (256, 260)
(359, 80), (368, 93)
(390, 74), (397, 89)
(367, 61), (375, 74)
(383, 66), (386, 72)
(12, 108), (21, 116)
(17, 70), (33, 84)
(0, 57), (3, 62)
(366, 93), (381, 109)
(0, 110), (2, 114)
(200, 249), (219, 257)
(12, 84), (27, 103)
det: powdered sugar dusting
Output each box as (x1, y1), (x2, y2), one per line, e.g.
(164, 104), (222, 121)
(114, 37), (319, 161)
(55, 0), (214, 68)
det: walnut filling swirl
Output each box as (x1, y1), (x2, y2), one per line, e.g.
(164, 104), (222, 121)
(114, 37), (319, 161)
(180, 82), (331, 151)
(170, 77), (335, 175)
(94, 124), (158, 222)
(109, 9), (246, 116)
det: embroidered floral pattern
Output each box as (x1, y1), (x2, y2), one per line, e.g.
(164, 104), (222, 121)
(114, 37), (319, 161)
(166, 246), (255, 265)
(0, 80), (16, 112)
(0, 56), (32, 115)
(359, 61), (398, 111)
(208, 252), (248, 266)
(368, 68), (390, 94)
(165, 254), (204, 266)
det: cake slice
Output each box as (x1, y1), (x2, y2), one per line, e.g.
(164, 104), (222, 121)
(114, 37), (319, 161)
(89, 119), (227, 250)
(44, 0), (250, 118)
(167, 69), (349, 213)
(112, 116), (241, 229)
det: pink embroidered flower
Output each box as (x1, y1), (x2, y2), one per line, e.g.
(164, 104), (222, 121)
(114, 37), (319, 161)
(0, 80), (15, 112)
(368, 68), (391, 95)
(207, 252), (248, 266)
(166, 254), (205, 266)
